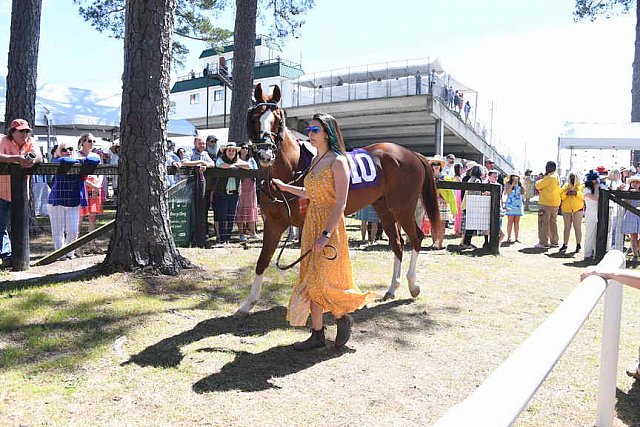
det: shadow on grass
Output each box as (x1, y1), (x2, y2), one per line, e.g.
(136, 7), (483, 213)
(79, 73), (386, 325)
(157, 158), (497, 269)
(124, 305), (289, 369)
(126, 299), (421, 392)
(563, 258), (597, 268)
(545, 251), (577, 260)
(192, 344), (355, 393)
(0, 265), (103, 292)
(519, 247), (550, 255)
(616, 382), (640, 426)
(447, 244), (495, 257)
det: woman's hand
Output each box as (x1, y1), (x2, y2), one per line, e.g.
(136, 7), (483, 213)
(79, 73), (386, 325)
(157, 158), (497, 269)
(312, 234), (329, 252)
(271, 178), (285, 191)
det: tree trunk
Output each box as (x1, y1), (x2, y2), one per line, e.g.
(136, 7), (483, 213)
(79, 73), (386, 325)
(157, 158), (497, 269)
(632, 1), (640, 122)
(228, 0), (258, 142)
(5, 0), (42, 126)
(103, 0), (189, 274)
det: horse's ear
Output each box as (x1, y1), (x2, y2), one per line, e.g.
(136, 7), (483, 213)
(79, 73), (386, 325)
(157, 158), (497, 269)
(254, 83), (265, 103)
(271, 85), (281, 104)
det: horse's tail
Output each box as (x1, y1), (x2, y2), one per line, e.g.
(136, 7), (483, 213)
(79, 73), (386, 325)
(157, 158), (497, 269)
(415, 153), (441, 234)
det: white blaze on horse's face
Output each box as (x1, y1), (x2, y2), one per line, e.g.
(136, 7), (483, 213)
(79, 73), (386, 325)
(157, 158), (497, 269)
(256, 108), (276, 167)
(259, 108), (275, 141)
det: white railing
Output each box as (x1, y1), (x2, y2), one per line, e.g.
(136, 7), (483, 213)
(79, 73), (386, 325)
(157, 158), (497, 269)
(434, 250), (626, 427)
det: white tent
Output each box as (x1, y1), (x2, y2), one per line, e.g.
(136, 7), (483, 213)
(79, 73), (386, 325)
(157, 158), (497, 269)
(557, 122), (639, 173)
(558, 122), (640, 149)
(0, 77), (196, 137)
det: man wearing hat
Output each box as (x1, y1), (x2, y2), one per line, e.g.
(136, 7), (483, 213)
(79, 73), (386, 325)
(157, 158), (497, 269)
(0, 119), (42, 267)
(484, 158), (504, 185)
(443, 153), (456, 177)
(205, 135), (219, 160)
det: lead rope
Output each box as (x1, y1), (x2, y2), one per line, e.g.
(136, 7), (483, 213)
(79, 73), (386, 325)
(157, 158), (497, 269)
(274, 149), (336, 270)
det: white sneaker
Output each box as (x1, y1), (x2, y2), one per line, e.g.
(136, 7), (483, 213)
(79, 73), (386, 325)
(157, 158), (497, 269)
(533, 243), (549, 249)
(250, 233), (261, 240)
(239, 234), (247, 242)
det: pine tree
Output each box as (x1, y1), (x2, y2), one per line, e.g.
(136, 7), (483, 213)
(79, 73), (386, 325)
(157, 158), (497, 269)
(102, 0), (190, 274)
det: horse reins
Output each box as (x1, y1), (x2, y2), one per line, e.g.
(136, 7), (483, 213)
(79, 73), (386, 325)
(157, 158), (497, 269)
(273, 150), (336, 270)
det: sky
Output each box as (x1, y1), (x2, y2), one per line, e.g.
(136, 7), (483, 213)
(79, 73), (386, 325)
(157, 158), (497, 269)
(0, 0), (635, 171)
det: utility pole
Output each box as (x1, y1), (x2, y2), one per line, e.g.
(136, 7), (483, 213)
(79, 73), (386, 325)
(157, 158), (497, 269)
(489, 100), (494, 147)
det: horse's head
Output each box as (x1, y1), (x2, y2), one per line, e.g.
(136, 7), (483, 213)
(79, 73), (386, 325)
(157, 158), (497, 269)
(247, 83), (284, 168)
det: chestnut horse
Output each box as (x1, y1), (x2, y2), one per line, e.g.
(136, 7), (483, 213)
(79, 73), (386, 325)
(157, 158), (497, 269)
(235, 83), (440, 317)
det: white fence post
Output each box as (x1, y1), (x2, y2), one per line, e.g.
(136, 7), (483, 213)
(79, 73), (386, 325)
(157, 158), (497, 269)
(434, 250), (626, 427)
(596, 274), (624, 426)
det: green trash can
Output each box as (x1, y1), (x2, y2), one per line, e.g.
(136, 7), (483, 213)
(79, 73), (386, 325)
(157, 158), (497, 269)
(168, 180), (192, 247)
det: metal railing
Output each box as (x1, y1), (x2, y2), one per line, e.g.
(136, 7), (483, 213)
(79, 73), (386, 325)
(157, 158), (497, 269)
(434, 250), (626, 426)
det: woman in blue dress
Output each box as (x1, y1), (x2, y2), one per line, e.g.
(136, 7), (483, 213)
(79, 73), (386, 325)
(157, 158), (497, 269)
(621, 175), (640, 260)
(504, 172), (525, 243)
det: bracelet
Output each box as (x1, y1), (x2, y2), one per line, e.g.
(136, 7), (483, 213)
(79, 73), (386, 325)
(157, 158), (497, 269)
(322, 229), (331, 238)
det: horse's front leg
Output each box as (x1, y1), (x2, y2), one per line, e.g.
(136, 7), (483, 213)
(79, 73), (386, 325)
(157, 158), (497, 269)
(235, 218), (289, 318)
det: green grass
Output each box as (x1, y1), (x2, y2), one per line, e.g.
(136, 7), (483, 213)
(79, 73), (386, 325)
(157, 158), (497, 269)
(0, 212), (638, 426)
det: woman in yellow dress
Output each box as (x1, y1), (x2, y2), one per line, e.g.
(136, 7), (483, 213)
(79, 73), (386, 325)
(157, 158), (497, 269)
(272, 113), (374, 351)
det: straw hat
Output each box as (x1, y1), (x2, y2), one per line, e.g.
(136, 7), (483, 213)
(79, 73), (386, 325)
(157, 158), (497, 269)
(507, 171), (522, 182)
(627, 175), (640, 184)
(221, 141), (241, 151)
(428, 154), (446, 168)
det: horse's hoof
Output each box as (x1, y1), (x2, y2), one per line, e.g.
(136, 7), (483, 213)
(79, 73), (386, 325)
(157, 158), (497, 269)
(382, 292), (395, 301)
(233, 309), (250, 319)
(409, 286), (421, 298)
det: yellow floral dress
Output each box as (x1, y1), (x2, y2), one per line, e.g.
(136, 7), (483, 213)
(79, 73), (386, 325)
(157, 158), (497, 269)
(287, 163), (375, 326)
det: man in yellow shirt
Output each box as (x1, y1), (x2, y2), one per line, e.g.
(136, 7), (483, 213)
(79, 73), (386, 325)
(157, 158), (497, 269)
(534, 161), (561, 248)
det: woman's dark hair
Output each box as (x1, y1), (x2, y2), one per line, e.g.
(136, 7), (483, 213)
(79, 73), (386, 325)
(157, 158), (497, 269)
(454, 163), (462, 177)
(568, 172), (576, 186)
(312, 113), (346, 156)
(239, 143), (253, 160)
(220, 147), (238, 164)
(545, 161), (556, 174)
(470, 165), (482, 179)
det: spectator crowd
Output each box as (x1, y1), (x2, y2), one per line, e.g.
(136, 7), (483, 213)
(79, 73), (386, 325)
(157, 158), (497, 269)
(412, 153), (640, 264)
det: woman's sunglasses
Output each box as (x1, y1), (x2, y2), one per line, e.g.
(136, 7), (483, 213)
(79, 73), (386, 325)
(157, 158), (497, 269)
(61, 147), (73, 153)
(306, 125), (321, 134)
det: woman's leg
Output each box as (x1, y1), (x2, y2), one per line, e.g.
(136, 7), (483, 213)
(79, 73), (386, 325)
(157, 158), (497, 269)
(506, 216), (514, 240)
(631, 234), (639, 257)
(310, 300), (323, 330)
(49, 205), (65, 251)
(562, 212), (571, 245)
(66, 206), (80, 257)
(513, 216), (521, 240)
(573, 211), (583, 245)
(293, 300), (326, 351)
(370, 222), (378, 243)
